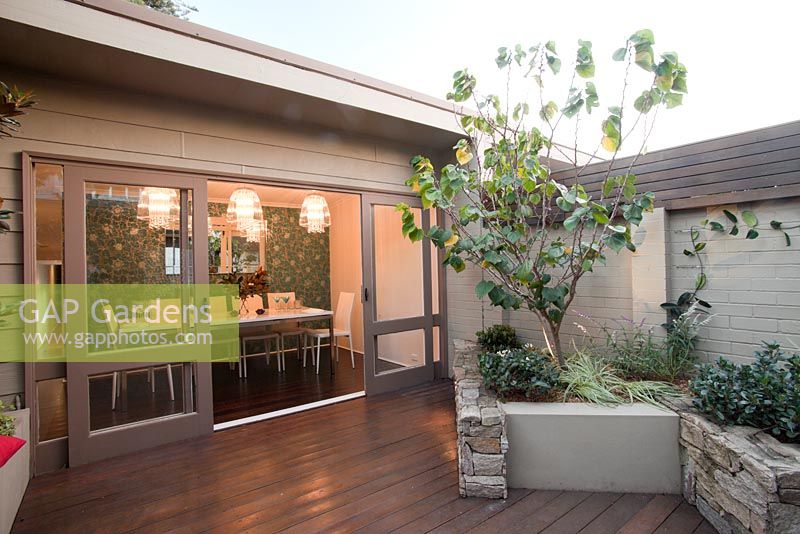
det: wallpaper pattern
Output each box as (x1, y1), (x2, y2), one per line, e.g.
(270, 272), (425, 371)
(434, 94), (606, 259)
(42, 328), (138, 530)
(87, 199), (331, 311)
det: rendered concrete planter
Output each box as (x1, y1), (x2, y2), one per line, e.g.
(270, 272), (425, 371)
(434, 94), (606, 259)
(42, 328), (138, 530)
(1, 409), (30, 534)
(501, 401), (681, 494)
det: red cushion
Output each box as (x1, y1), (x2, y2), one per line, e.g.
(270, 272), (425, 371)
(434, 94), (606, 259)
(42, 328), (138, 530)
(0, 435), (25, 468)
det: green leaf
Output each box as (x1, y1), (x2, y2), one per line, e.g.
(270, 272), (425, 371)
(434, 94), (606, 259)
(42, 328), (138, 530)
(695, 241), (706, 252)
(695, 273), (707, 291)
(683, 249), (695, 257)
(547, 55), (561, 75)
(556, 196), (573, 212)
(634, 48), (654, 71)
(545, 40), (557, 53)
(783, 231), (791, 246)
(605, 233), (627, 253)
(581, 259), (593, 272)
(612, 47), (627, 61)
(723, 209), (738, 223)
(746, 229), (759, 239)
(664, 92), (683, 109)
(741, 210), (758, 227)
(630, 29), (655, 45)
(576, 63), (595, 78)
(563, 215), (580, 232)
(729, 224), (739, 236)
(476, 280), (495, 299)
(770, 220), (782, 229)
(539, 101), (558, 121)
(708, 221), (725, 232)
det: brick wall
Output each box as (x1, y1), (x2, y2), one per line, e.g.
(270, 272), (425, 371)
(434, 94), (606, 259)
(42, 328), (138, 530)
(446, 202), (800, 367)
(667, 198), (800, 364)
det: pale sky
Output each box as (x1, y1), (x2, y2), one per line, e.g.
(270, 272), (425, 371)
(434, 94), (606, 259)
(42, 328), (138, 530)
(188, 0), (800, 157)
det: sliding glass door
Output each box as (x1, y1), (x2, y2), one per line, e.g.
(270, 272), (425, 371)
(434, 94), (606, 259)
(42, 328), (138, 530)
(361, 194), (436, 394)
(63, 165), (212, 466)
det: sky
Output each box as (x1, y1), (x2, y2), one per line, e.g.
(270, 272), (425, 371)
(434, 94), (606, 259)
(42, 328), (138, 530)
(187, 0), (800, 158)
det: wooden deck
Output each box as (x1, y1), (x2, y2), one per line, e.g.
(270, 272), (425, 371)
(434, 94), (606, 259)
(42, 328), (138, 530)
(13, 381), (712, 533)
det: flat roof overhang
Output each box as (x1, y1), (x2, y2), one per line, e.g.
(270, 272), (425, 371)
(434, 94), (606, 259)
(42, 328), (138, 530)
(0, 0), (463, 150)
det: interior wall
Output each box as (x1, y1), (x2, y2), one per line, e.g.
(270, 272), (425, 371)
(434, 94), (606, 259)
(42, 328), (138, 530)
(372, 205), (425, 367)
(328, 195), (364, 352)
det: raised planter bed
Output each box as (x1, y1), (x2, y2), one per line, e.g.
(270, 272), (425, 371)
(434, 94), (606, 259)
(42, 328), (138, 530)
(664, 397), (800, 534)
(502, 401), (680, 493)
(1, 408), (30, 534)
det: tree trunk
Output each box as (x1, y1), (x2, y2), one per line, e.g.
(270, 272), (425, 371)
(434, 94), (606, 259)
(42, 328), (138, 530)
(541, 320), (565, 368)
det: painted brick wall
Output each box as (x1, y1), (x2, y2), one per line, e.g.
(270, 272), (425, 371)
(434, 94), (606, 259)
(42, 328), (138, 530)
(667, 198), (800, 364)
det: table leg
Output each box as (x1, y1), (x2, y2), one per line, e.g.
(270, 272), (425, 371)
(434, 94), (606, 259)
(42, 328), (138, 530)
(329, 317), (335, 377)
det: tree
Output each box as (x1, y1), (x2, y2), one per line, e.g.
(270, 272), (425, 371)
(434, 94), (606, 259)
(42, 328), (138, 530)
(398, 31), (687, 366)
(128, 0), (197, 19)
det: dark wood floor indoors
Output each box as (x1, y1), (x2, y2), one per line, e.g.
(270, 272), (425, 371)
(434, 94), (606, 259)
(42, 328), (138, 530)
(213, 346), (365, 423)
(13, 381), (712, 533)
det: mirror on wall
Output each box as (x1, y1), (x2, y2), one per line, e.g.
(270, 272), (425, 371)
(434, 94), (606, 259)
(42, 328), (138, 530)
(208, 216), (266, 274)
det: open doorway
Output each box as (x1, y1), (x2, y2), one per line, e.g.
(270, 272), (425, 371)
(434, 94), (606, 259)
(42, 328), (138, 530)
(208, 181), (365, 425)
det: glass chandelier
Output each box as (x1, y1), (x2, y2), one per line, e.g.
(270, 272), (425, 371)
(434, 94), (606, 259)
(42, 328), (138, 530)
(299, 193), (331, 233)
(136, 187), (179, 229)
(226, 187), (265, 241)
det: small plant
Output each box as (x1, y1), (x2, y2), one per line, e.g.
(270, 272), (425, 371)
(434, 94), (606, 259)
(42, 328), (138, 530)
(476, 324), (521, 353)
(661, 304), (711, 380)
(561, 350), (679, 406)
(0, 400), (15, 437)
(478, 346), (560, 401)
(691, 343), (799, 442)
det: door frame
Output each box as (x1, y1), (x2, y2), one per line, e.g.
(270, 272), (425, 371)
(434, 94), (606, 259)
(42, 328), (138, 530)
(22, 151), (450, 471)
(361, 193), (436, 395)
(64, 164), (212, 466)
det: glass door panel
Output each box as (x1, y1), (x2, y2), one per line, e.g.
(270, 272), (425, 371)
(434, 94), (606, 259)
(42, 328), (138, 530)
(64, 165), (211, 467)
(362, 194), (434, 394)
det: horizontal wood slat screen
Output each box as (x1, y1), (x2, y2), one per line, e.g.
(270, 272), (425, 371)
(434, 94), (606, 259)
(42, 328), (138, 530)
(551, 120), (800, 211)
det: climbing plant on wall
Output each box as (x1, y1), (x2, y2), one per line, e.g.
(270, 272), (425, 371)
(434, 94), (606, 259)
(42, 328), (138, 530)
(661, 208), (799, 327)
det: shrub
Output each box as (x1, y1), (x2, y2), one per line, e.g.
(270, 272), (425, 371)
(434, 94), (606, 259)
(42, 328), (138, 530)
(478, 346), (560, 401)
(0, 400), (15, 437)
(561, 350), (680, 406)
(476, 324), (520, 353)
(691, 343), (799, 442)
(598, 305), (709, 381)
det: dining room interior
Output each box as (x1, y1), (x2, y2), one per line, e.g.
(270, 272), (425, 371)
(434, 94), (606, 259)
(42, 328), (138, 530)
(206, 180), (367, 425)
(30, 161), (442, 452)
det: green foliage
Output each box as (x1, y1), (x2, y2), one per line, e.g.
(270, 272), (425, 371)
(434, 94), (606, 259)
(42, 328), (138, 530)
(128, 0), (197, 19)
(475, 324), (520, 353)
(561, 350), (680, 406)
(599, 305), (709, 382)
(0, 82), (35, 139)
(0, 400), (15, 437)
(400, 31), (686, 365)
(478, 347), (561, 401)
(691, 343), (799, 442)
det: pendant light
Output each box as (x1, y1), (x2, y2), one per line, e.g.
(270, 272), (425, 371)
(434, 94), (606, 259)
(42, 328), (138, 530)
(226, 187), (266, 242)
(299, 193), (331, 233)
(136, 187), (179, 229)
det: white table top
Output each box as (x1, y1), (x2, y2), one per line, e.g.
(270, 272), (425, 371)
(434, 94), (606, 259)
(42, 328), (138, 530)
(238, 307), (332, 326)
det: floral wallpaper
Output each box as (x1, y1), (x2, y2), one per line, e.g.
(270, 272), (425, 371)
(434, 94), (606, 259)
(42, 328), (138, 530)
(87, 198), (331, 312)
(86, 198), (178, 285)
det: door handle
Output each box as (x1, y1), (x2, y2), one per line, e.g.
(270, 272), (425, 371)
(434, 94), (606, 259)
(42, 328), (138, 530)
(363, 287), (369, 302)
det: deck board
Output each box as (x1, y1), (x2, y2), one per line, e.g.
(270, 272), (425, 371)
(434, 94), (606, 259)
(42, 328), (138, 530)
(13, 380), (714, 534)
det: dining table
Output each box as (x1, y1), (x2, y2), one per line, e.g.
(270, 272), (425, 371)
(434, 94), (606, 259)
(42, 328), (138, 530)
(239, 306), (336, 376)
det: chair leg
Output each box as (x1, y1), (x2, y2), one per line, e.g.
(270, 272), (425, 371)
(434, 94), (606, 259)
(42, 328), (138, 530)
(348, 335), (355, 369)
(335, 336), (339, 362)
(238, 338), (244, 379)
(166, 364), (175, 401)
(316, 337), (322, 374)
(302, 334), (307, 367)
(111, 371), (117, 410)
(148, 367), (154, 392)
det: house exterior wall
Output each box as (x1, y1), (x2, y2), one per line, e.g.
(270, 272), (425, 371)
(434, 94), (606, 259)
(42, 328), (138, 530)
(0, 65), (438, 401)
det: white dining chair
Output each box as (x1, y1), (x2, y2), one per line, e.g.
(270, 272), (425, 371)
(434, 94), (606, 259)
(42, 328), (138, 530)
(105, 304), (175, 410)
(238, 294), (282, 377)
(302, 292), (355, 374)
(267, 291), (305, 364)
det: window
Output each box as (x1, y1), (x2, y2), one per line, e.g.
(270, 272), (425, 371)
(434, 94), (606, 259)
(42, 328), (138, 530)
(165, 229), (181, 275)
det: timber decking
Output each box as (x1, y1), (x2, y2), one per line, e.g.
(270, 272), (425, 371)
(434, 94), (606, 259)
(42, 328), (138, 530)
(13, 380), (712, 533)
